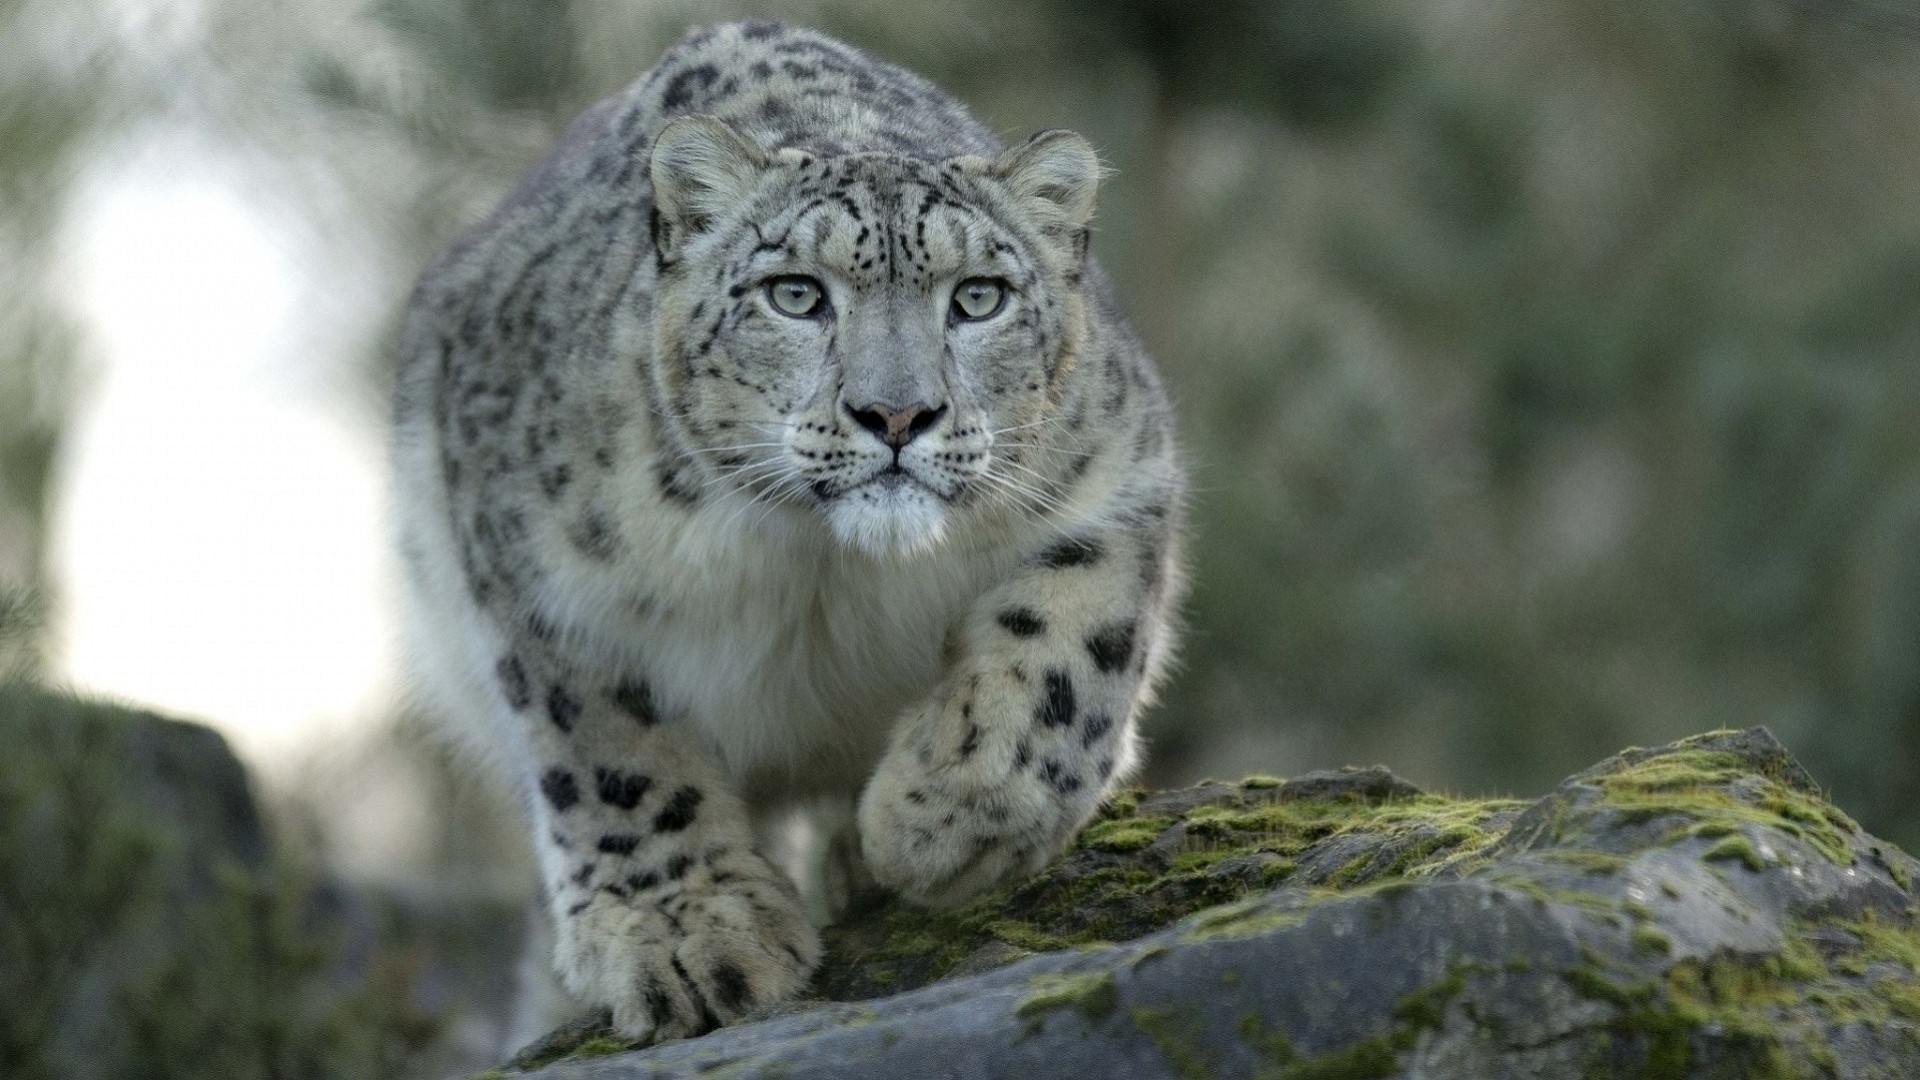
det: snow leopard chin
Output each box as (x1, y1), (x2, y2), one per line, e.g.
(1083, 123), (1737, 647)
(825, 478), (950, 559)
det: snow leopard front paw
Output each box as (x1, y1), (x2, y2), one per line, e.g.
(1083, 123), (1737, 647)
(856, 742), (1062, 908)
(552, 855), (819, 1043)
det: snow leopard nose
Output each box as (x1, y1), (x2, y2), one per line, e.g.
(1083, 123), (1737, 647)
(846, 399), (946, 449)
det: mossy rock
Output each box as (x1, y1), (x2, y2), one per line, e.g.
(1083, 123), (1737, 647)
(0, 682), (446, 1080)
(508, 728), (1920, 1079)
(815, 763), (1500, 1001)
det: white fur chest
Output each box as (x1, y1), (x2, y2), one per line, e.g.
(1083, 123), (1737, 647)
(543, 494), (1011, 799)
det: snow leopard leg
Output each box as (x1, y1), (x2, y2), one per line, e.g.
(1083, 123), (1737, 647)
(859, 514), (1178, 906)
(496, 637), (820, 1043)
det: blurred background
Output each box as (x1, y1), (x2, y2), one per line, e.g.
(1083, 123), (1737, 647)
(3, 0), (1920, 1050)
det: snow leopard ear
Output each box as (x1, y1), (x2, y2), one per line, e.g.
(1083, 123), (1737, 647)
(992, 129), (1106, 237)
(650, 115), (769, 256)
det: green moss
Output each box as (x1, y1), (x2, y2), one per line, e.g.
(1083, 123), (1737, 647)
(1230, 967), (1473, 1080)
(1589, 747), (1857, 866)
(1881, 845), (1912, 887)
(1542, 907), (1920, 1078)
(1539, 850), (1631, 876)
(1879, 978), (1920, 1020)
(1131, 942), (1171, 970)
(820, 776), (1518, 999)
(1080, 816), (1175, 854)
(1704, 835), (1767, 871)
(1389, 964), (1472, 1029)
(1267, 1039), (1400, 1080)
(1016, 971), (1119, 1034)
(1237, 1013), (1293, 1060)
(1483, 873), (1628, 918)
(1632, 925), (1673, 956)
(567, 1036), (631, 1059)
(1183, 897), (1307, 941)
(1242, 776), (1285, 790)
(822, 733), (1898, 1037)
(1131, 1006), (1217, 1080)
(1831, 911), (1920, 976)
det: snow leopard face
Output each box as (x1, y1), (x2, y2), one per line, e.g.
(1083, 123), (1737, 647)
(648, 117), (1102, 556)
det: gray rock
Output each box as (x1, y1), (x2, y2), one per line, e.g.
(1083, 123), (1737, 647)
(506, 727), (1920, 1079)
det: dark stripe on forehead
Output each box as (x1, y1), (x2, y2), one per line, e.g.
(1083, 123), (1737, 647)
(939, 214), (968, 262)
(806, 209), (834, 253)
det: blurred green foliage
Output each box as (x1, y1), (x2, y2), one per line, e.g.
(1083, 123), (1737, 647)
(2, 0), (1918, 859)
(0, 0), (109, 592)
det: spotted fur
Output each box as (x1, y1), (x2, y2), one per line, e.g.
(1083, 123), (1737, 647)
(391, 20), (1184, 1048)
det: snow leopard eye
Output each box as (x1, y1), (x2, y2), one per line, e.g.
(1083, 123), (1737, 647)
(767, 275), (825, 318)
(950, 277), (1006, 322)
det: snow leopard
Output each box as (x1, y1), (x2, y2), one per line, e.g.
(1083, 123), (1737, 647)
(390, 19), (1185, 1046)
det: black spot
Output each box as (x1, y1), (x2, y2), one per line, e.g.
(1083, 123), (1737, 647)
(711, 962), (751, 1013)
(996, 607), (1047, 637)
(1014, 739), (1033, 769)
(613, 678), (659, 725)
(653, 786), (704, 832)
(1036, 669), (1076, 728)
(597, 833), (642, 856)
(1085, 621), (1136, 674)
(546, 684), (583, 733)
(662, 63), (720, 111)
(568, 511), (617, 560)
(904, 789), (927, 805)
(541, 767), (580, 812)
(1040, 759), (1082, 795)
(958, 721), (982, 760)
(666, 853), (695, 879)
(497, 655), (532, 709)
(1097, 756), (1116, 780)
(628, 870), (662, 892)
(1036, 536), (1104, 569)
(596, 768), (652, 810)
(1081, 710), (1114, 749)
(570, 861), (595, 886)
(1139, 545), (1165, 590)
(656, 461), (700, 505)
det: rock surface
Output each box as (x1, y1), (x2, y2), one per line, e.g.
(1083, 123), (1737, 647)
(504, 727), (1920, 1079)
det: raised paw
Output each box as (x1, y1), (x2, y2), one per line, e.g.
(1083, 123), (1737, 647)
(856, 743), (1064, 908)
(552, 854), (820, 1043)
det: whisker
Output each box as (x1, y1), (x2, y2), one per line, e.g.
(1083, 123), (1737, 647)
(979, 472), (1067, 523)
(678, 441), (789, 456)
(987, 414), (1072, 438)
(716, 467), (804, 533)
